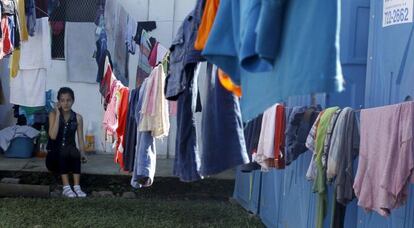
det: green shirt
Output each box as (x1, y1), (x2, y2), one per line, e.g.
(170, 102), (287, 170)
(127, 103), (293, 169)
(313, 106), (340, 228)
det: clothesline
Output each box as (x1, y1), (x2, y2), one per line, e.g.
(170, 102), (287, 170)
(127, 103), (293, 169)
(35, 6), (49, 17)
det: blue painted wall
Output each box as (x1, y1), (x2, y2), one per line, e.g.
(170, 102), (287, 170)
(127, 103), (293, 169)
(231, 0), (409, 227)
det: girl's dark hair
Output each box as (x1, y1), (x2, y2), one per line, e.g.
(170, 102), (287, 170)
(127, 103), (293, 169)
(57, 87), (75, 101)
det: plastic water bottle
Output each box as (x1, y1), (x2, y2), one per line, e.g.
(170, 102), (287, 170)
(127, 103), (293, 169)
(38, 125), (48, 158)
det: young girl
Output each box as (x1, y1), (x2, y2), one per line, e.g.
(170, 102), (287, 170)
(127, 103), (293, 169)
(48, 87), (87, 198)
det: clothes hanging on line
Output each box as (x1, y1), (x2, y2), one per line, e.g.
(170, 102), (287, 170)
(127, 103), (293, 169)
(138, 64), (170, 138)
(164, 0), (205, 101)
(1, 0), (21, 59)
(114, 85), (129, 169)
(136, 30), (152, 87)
(25, 0), (36, 36)
(134, 21), (156, 44)
(285, 106), (320, 166)
(312, 107), (340, 228)
(112, 5), (128, 85)
(354, 101), (414, 217)
(65, 22), (98, 83)
(131, 77), (156, 188)
(173, 63), (203, 182)
(199, 64), (249, 176)
(240, 113), (263, 172)
(0, 79), (5, 105)
(201, 0), (344, 121)
(123, 88), (140, 172)
(253, 104), (278, 171)
(10, 17), (50, 107)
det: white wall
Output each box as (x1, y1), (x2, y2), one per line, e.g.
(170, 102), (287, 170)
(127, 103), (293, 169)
(44, 0), (197, 154)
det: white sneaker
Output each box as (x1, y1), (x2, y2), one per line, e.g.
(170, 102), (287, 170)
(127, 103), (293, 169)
(62, 186), (76, 198)
(73, 185), (87, 198)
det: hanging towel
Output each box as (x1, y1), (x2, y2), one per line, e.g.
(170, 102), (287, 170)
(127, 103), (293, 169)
(65, 22), (98, 83)
(10, 68), (46, 106)
(16, 17), (50, 69)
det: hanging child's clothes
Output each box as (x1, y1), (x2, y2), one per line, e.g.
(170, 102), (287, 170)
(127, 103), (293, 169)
(102, 80), (122, 137)
(123, 88), (140, 172)
(139, 64), (170, 138)
(114, 86), (129, 169)
(354, 101), (414, 216)
(131, 78), (156, 188)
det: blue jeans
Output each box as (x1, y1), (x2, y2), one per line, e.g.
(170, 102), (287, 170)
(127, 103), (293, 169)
(173, 64), (202, 182)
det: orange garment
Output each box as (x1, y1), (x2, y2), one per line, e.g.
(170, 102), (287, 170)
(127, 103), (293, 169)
(218, 69), (242, 97)
(115, 86), (130, 170)
(194, 0), (220, 51)
(274, 105), (286, 169)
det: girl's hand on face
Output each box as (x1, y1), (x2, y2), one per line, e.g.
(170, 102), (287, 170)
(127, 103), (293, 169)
(54, 102), (61, 113)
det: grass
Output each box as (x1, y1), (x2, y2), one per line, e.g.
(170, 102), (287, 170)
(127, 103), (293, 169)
(0, 198), (263, 227)
(0, 172), (264, 227)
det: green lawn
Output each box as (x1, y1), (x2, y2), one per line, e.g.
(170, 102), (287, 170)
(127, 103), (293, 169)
(0, 172), (264, 227)
(0, 198), (263, 228)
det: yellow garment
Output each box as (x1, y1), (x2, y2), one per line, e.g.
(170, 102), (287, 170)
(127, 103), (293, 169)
(10, 0), (29, 78)
(17, 0), (29, 41)
(218, 69), (242, 97)
(10, 48), (20, 78)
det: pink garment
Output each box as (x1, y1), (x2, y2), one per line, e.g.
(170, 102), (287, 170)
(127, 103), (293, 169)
(354, 101), (414, 216)
(146, 66), (159, 116)
(102, 80), (122, 135)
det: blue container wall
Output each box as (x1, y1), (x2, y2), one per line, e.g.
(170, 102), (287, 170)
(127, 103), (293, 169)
(233, 168), (262, 214)
(234, 0), (377, 227)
